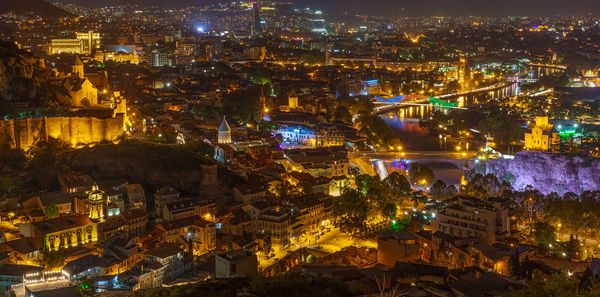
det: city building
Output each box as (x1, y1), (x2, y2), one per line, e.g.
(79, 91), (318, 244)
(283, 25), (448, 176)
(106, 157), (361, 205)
(154, 186), (180, 217)
(283, 147), (350, 178)
(161, 198), (215, 222)
(377, 231), (421, 267)
(430, 197), (511, 245)
(233, 183), (267, 204)
(215, 249), (258, 278)
(157, 216), (216, 255)
(250, 2), (263, 38)
(144, 244), (185, 285)
(49, 31), (101, 55)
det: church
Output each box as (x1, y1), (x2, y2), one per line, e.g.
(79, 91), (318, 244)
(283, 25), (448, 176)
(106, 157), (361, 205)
(57, 56), (105, 107)
(524, 115), (559, 152)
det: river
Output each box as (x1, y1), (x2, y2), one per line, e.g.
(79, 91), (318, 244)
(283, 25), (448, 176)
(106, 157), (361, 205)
(376, 105), (465, 187)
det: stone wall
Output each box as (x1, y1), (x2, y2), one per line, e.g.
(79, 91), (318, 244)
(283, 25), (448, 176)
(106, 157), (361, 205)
(0, 115), (124, 150)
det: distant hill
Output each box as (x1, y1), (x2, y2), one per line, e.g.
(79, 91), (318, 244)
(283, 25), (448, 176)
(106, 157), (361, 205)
(0, 0), (73, 18)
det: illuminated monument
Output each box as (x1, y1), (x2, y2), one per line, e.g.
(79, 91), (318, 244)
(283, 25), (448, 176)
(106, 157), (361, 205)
(524, 115), (559, 152)
(88, 184), (105, 220)
(218, 117), (232, 144)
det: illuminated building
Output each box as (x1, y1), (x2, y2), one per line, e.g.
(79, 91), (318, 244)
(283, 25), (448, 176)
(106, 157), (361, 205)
(94, 51), (139, 64)
(88, 183), (105, 220)
(57, 57), (99, 106)
(149, 53), (170, 67)
(49, 31), (101, 55)
(524, 115), (559, 151)
(20, 215), (98, 252)
(49, 39), (85, 55)
(75, 31), (101, 53)
(276, 121), (346, 148)
(218, 117), (232, 144)
(288, 90), (298, 109)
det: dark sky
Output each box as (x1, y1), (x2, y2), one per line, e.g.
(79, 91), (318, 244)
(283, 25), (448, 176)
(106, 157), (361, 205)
(62, 0), (600, 16)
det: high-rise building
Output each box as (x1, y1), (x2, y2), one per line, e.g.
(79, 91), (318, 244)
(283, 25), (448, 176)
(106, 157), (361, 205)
(251, 2), (263, 38)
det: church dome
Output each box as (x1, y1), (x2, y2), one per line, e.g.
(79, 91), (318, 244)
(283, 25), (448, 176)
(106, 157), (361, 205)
(218, 117), (231, 132)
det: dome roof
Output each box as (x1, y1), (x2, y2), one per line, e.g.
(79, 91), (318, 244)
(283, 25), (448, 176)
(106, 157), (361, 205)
(219, 117), (231, 132)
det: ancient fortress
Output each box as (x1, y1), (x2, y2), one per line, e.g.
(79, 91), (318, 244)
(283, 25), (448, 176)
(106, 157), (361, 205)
(0, 115), (124, 150)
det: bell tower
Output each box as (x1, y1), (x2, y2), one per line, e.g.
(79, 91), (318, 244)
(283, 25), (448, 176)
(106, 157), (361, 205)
(88, 183), (104, 220)
(73, 56), (84, 79)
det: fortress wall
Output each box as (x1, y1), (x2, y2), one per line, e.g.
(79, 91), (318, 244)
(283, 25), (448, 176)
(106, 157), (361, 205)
(1, 115), (124, 150)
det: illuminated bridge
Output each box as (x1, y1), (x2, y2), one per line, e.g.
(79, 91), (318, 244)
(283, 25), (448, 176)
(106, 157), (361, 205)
(373, 82), (519, 113)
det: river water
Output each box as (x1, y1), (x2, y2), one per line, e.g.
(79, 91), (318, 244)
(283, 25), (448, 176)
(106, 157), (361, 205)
(380, 105), (444, 151)
(377, 105), (465, 187)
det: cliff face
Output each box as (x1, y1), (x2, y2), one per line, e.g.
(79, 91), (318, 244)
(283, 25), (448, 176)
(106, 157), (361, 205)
(58, 142), (216, 194)
(483, 151), (600, 195)
(0, 42), (50, 105)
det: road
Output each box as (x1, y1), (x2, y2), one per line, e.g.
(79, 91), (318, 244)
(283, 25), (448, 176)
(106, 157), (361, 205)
(258, 227), (378, 270)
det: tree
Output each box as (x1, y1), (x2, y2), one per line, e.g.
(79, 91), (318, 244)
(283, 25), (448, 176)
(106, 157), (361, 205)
(77, 277), (95, 297)
(566, 235), (581, 260)
(408, 163), (435, 188)
(445, 80), (461, 93)
(333, 189), (370, 233)
(533, 221), (555, 246)
(383, 172), (411, 197)
(430, 180), (455, 200)
(510, 271), (583, 297)
(44, 204), (58, 219)
(382, 202), (397, 220)
(333, 106), (352, 124)
(35, 250), (65, 269)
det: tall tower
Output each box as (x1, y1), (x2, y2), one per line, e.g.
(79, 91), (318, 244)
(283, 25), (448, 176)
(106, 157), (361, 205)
(73, 56), (84, 79)
(218, 116), (232, 144)
(258, 87), (266, 120)
(251, 2), (262, 38)
(288, 90), (298, 109)
(88, 184), (105, 220)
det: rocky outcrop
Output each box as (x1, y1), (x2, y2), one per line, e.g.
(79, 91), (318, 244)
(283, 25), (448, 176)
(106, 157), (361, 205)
(483, 151), (600, 195)
(58, 142), (216, 194)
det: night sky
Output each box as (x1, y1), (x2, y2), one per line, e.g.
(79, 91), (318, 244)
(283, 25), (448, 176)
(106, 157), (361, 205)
(62, 0), (600, 16)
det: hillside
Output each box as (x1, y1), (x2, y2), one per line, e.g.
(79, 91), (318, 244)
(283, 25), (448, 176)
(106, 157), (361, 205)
(0, 0), (73, 19)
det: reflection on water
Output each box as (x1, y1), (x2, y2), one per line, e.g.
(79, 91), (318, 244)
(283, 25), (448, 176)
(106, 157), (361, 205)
(380, 105), (444, 151)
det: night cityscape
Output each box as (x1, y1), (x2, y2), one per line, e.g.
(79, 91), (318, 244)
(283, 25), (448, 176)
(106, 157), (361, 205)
(1, 0), (600, 296)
